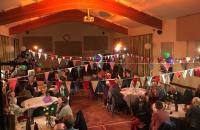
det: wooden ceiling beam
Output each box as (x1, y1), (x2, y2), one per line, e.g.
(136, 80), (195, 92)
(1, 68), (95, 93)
(0, 0), (162, 29)
(9, 10), (128, 35)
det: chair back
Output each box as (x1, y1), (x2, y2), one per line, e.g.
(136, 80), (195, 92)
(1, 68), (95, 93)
(158, 121), (176, 130)
(183, 88), (193, 104)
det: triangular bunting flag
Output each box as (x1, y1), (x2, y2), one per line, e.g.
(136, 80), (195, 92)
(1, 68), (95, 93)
(44, 72), (49, 81)
(44, 53), (48, 60)
(163, 63), (170, 71)
(58, 58), (62, 64)
(89, 61), (93, 69)
(32, 52), (36, 57)
(175, 72), (182, 79)
(38, 53), (41, 59)
(51, 56), (54, 61)
(85, 64), (88, 72)
(55, 55), (58, 59)
(147, 76), (152, 86)
(68, 67), (72, 73)
(188, 69), (193, 77)
(73, 60), (76, 66)
(161, 74), (166, 84)
(182, 70), (188, 79)
(8, 78), (17, 91)
(140, 77), (146, 86)
(110, 62), (115, 70)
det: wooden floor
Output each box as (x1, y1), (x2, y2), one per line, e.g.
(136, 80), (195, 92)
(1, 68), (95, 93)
(71, 91), (132, 130)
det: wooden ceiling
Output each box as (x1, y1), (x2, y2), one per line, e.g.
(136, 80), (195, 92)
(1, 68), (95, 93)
(0, 0), (163, 34)
(9, 10), (128, 35)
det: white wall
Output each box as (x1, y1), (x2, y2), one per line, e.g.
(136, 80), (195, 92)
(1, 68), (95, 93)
(128, 19), (200, 88)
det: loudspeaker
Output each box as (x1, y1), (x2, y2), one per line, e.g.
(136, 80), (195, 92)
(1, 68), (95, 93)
(157, 30), (162, 35)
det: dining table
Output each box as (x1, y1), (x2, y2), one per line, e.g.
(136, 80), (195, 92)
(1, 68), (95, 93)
(152, 102), (188, 130)
(120, 87), (146, 108)
(21, 96), (58, 109)
(152, 103), (186, 118)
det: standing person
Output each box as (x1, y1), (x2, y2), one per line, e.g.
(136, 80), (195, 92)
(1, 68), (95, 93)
(55, 96), (73, 123)
(195, 85), (200, 98)
(167, 86), (183, 104)
(59, 76), (69, 97)
(151, 100), (170, 130)
(26, 76), (38, 97)
(186, 97), (200, 130)
(149, 86), (158, 105)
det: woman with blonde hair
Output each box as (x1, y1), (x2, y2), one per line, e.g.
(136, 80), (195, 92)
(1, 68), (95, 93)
(186, 97), (200, 130)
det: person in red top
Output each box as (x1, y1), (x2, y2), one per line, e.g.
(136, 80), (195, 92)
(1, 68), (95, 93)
(151, 100), (170, 130)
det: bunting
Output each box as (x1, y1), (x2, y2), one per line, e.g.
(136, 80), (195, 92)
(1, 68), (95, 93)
(140, 77), (146, 86)
(163, 63), (170, 71)
(58, 58), (62, 64)
(68, 67), (72, 73)
(44, 72), (49, 81)
(147, 76), (152, 86)
(188, 69), (193, 77)
(44, 53), (48, 60)
(182, 70), (188, 79)
(85, 64), (88, 72)
(175, 71), (183, 79)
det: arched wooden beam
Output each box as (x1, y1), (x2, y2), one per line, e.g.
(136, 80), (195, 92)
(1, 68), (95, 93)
(0, 0), (162, 29)
(9, 10), (128, 35)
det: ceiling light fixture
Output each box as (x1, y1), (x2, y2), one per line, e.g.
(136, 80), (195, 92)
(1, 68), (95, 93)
(84, 9), (94, 23)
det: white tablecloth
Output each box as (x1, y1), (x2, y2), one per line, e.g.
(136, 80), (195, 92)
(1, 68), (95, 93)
(152, 103), (186, 118)
(120, 88), (146, 97)
(21, 96), (58, 109)
(120, 88), (146, 108)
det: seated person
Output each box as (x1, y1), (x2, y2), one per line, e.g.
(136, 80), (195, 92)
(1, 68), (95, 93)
(148, 86), (158, 105)
(186, 97), (200, 130)
(55, 96), (73, 123)
(167, 86), (183, 104)
(132, 96), (151, 126)
(59, 76), (69, 97)
(195, 85), (200, 98)
(26, 76), (38, 97)
(63, 115), (78, 130)
(151, 100), (170, 130)
(130, 78), (140, 88)
(156, 84), (167, 101)
(8, 91), (27, 123)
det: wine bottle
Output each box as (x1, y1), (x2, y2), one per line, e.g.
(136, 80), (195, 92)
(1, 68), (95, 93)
(34, 122), (39, 130)
(26, 118), (31, 130)
(175, 102), (178, 112)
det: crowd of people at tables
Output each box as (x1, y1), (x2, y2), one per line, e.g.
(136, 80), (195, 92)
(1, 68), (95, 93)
(1, 61), (200, 130)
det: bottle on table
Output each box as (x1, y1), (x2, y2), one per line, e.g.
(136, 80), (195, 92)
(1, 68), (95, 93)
(34, 122), (39, 130)
(26, 118), (31, 130)
(175, 102), (178, 112)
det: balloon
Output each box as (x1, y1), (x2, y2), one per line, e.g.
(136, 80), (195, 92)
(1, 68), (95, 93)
(163, 52), (170, 59)
(166, 56), (174, 64)
(94, 54), (103, 62)
(144, 43), (151, 50)
(19, 65), (27, 70)
(6, 45), (14, 53)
